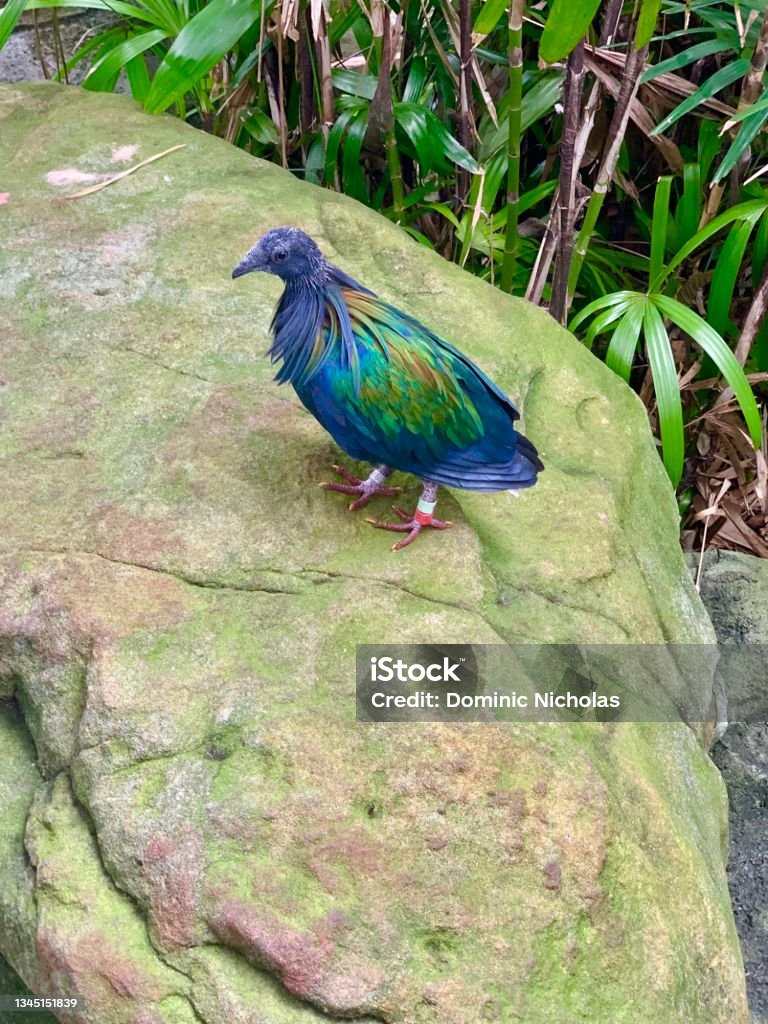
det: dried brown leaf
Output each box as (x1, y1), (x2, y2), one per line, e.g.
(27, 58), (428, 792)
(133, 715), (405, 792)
(584, 54), (683, 171)
(64, 145), (186, 199)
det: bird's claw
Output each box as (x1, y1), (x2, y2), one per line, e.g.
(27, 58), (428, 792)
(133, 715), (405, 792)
(319, 464), (402, 511)
(365, 505), (453, 550)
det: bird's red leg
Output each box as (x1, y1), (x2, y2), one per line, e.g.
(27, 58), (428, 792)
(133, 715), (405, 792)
(320, 463), (402, 511)
(365, 482), (453, 550)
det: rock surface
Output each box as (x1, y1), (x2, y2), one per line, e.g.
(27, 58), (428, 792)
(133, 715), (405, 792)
(0, 82), (748, 1023)
(691, 552), (768, 1024)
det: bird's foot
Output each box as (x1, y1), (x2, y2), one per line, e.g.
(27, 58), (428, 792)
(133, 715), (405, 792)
(319, 464), (402, 511)
(365, 505), (453, 551)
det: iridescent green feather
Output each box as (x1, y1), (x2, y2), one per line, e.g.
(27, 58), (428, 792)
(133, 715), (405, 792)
(330, 289), (486, 455)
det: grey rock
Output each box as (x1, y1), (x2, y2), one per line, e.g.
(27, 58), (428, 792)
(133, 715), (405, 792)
(689, 551), (768, 1024)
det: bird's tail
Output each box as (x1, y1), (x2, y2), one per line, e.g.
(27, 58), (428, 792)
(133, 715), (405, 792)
(420, 430), (543, 492)
(514, 432), (544, 476)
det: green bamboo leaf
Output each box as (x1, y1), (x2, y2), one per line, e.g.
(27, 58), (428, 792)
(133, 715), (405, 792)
(587, 243), (650, 274)
(653, 294), (762, 447)
(708, 220), (754, 335)
(327, 3), (363, 46)
(394, 102), (481, 173)
(479, 150), (508, 212)
(232, 37), (271, 85)
(144, 0), (266, 114)
(640, 38), (736, 83)
(655, 198), (768, 288)
(643, 301), (685, 485)
(332, 69), (378, 100)
(650, 176), (672, 284)
(26, 0), (167, 29)
(518, 179), (557, 215)
(646, 25), (720, 44)
(650, 58), (750, 137)
(324, 108), (356, 184)
(240, 107), (278, 146)
(752, 210), (768, 286)
(473, 0), (509, 37)
(584, 301), (633, 350)
(713, 105), (768, 184)
(675, 163), (702, 249)
(303, 136), (325, 186)
(582, 262), (610, 298)
(480, 74), (564, 161)
(636, 0), (664, 48)
(83, 29), (167, 92)
(401, 183), (445, 210)
(457, 161), (497, 268)
(52, 25), (123, 81)
(341, 109), (369, 204)
(520, 74), (564, 131)
(351, 16), (373, 63)
(401, 225), (435, 248)
(419, 202), (461, 229)
(697, 119), (722, 181)
(569, 291), (638, 332)
(0, 0), (27, 51)
(394, 104), (441, 173)
(718, 91), (768, 128)
(606, 299), (646, 381)
(402, 55), (428, 104)
(125, 52), (152, 103)
(139, 0), (186, 33)
(539, 0), (601, 63)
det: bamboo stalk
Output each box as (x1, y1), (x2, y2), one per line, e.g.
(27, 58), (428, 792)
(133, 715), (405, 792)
(32, 10), (51, 80)
(384, 10), (405, 217)
(51, 8), (69, 84)
(550, 42), (585, 322)
(524, 217), (557, 303)
(299, 5), (315, 138)
(730, 5), (768, 191)
(314, 1), (334, 125)
(567, 42), (648, 299)
(739, 6), (768, 108)
(525, 0), (622, 306)
(457, 0), (474, 202)
(366, 4), (405, 215)
(500, 0), (525, 293)
(276, 22), (288, 168)
(734, 258), (768, 366)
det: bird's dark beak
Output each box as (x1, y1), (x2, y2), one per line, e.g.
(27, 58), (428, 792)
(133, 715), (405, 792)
(231, 251), (266, 279)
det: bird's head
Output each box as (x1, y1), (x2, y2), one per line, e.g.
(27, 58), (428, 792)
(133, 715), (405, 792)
(232, 227), (328, 284)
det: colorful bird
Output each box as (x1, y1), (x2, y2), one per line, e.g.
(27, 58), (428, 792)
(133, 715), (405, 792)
(232, 227), (543, 550)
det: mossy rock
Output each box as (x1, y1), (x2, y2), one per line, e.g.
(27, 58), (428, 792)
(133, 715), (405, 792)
(0, 82), (747, 1023)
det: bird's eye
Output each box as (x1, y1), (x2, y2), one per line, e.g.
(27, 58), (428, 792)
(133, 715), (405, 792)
(273, 248), (288, 262)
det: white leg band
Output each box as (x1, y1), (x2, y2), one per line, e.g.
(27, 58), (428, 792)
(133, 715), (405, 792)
(417, 497), (437, 515)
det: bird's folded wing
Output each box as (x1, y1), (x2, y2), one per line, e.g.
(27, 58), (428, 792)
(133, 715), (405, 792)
(324, 289), (522, 465)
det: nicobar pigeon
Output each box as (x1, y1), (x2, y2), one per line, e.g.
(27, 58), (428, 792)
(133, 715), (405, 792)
(232, 227), (543, 550)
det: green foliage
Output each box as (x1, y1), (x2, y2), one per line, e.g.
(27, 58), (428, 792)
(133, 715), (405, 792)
(650, 59), (751, 137)
(143, 0), (267, 114)
(539, 0), (601, 63)
(0, 0), (27, 51)
(572, 178), (767, 484)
